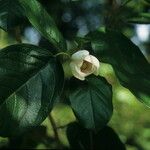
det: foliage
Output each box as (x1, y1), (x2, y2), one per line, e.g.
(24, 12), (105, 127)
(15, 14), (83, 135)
(0, 0), (149, 149)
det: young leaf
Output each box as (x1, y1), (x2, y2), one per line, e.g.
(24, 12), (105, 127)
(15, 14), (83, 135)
(69, 75), (113, 131)
(88, 30), (150, 107)
(0, 0), (23, 31)
(0, 44), (64, 137)
(18, 0), (66, 51)
(67, 122), (126, 150)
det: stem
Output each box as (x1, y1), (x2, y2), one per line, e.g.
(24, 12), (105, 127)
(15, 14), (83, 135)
(48, 113), (60, 143)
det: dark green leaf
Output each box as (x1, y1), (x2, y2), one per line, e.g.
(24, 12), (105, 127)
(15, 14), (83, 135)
(67, 122), (126, 150)
(0, 0), (23, 31)
(0, 44), (64, 137)
(18, 0), (66, 51)
(69, 75), (113, 131)
(88, 30), (150, 106)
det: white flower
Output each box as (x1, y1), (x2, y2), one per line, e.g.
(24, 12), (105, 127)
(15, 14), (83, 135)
(70, 50), (100, 80)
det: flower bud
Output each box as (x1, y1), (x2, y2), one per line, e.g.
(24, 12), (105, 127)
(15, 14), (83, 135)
(70, 50), (100, 80)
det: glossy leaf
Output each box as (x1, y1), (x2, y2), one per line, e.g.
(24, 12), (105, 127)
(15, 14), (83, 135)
(67, 122), (126, 150)
(18, 0), (66, 51)
(0, 44), (64, 136)
(0, 0), (23, 31)
(69, 75), (113, 131)
(88, 30), (150, 106)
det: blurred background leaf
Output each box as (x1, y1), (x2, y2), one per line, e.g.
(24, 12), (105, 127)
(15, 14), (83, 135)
(127, 13), (150, 24)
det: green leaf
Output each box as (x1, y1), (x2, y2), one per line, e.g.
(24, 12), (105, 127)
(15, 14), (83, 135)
(127, 13), (150, 24)
(0, 0), (23, 31)
(69, 75), (113, 131)
(18, 0), (66, 51)
(88, 30), (150, 106)
(67, 122), (126, 150)
(0, 44), (64, 137)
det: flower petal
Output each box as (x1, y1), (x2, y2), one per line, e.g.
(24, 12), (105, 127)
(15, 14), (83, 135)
(70, 62), (86, 80)
(84, 55), (100, 75)
(80, 60), (94, 75)
(71, 50), (89, 61)
(72, 59), (83, 68)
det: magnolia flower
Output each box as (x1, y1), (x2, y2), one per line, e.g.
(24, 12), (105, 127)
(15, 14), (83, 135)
(70, 50), (100, 80)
